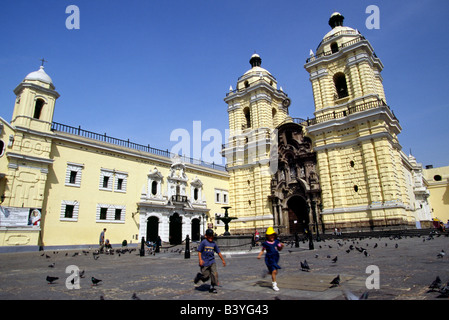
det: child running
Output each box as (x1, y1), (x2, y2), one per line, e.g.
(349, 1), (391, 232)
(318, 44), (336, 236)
(194, 229), (226, 293)
(257, 227), (284, 291)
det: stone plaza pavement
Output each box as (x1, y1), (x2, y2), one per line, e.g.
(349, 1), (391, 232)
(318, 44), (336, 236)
(0, 233), (448, 301)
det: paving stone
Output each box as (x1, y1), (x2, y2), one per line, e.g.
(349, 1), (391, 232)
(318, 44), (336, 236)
(0, 234), (447, 300)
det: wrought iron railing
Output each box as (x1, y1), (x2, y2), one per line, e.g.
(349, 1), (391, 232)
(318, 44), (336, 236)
(226, 78), (288, 97)
(306, 35), (366, 63)
(305, 99), (395, 126)
(51, 122), (227, 172)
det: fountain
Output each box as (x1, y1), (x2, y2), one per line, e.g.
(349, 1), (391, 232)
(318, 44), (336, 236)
(214, 206), (253, 252)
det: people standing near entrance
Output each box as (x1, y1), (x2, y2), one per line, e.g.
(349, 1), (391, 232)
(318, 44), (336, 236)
(254, 230), (260, 246)
(194, 229), (226, 293)
(99, 228), (106, 252)
(257, 227), (284, 291)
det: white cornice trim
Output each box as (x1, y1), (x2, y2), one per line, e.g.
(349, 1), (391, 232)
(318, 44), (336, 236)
(6, 152), (54, 165)
(52, 132), (229, 178)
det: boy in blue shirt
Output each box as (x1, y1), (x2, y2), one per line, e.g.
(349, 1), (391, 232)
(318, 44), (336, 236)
(194, 229), (226, 293)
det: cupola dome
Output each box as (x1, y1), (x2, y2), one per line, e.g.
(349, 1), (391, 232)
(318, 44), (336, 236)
(24, 66), (53, 86)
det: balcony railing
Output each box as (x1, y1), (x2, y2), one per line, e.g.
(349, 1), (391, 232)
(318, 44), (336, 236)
(306, 35), (366, 63)
(171, 195), (188, 203)
(51, 122), (227, 172)
(305, 99), (395, 126)
(226, 78), (288, 97)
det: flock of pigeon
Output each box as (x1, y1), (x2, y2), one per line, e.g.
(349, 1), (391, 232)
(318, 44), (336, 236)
(42, 248), (141, 299)
(39, 231), (447, 300)
(293, 231), (448, 300)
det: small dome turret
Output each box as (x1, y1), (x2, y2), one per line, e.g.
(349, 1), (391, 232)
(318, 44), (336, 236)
(24, 66), (54, 86)
(328, 12), (345, 29)
(249, 53), (262, 67)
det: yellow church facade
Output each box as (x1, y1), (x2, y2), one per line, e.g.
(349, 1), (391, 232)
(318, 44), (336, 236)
(303, 12), (418, 231)
(0, 12), (439, 251)
(0, 66), (229, 249)
(223, 12), (434, 235)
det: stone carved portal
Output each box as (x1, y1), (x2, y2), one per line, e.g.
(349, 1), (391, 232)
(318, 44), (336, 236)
(270, 122), (323, 235)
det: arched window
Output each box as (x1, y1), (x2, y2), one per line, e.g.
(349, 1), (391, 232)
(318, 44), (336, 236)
(0, 140), (4, 157)
(330, 42), (339, 54)
(151, 181), (158, 195)
(334, 73), (349, 99)
(243, 107), (251, 128)
(33, 98), (45, 119)
(194, 188), (199, 201)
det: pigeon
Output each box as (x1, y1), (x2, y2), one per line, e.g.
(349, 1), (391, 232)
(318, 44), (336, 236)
(373, 243), (378, 248)
(395, 243), (398, 249)
(132, 293), (141, 300)
(48, 262), (55, 268)
(79, 270), (85, 278)
(93, 255), (99, 260)
(46, 276), (59, 284)
(437, 281), (449, 298)
(331, 256), (338, 263)
(300, 260), (310, 272)
(91, 277), (102, 286)
(330, 275), (340, 288)
(364, 250), (369, 257)
(343, 289), (369, 300)
(437, 250), (445, 258)
(428, 276), (442, 292)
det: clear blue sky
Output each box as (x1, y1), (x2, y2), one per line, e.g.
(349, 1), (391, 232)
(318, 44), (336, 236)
(1, 0), (448, 168)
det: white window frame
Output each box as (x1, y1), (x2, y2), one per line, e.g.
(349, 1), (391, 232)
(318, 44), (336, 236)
(214, 188), (229, 204)
(99, 169), (114, 191)
(65, 162), (84, 187)
(60, 200), (79, 222)
(99, 168), (128, 193)
(96, 204), (126, 223)
(114, 171), (128, 193)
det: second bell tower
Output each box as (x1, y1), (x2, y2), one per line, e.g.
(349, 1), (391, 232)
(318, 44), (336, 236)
(222, 54), (291, 233)
(304, 13), (415, 231)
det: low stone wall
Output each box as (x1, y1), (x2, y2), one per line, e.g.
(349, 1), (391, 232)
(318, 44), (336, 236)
(214, 235), (253, 251)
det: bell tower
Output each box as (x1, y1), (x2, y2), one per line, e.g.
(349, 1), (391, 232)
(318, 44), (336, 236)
(222, 54), (291, 233)
(304, 13), (415, 231)
(11, 65), (59, 133)
(2, 64), (58, 212)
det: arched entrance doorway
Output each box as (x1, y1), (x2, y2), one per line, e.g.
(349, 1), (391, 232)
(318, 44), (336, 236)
(191, 218), (200, 241)
(169, 212), (183, 245)
(287, 196), (309, 234)
(146, 216), (159, 242)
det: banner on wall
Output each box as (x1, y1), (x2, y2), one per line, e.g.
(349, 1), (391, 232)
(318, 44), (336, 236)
(0, 207), (41, 227)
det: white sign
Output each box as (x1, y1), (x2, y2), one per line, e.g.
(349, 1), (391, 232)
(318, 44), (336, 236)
(0, 207), (41, 227)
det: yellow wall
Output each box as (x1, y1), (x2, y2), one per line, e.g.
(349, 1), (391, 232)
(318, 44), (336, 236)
(423, 166), (449, 224)
(40, 134), (229, 246)
(304, 22), (417, 230)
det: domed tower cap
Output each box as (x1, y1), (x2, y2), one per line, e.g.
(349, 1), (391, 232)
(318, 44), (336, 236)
(249, 53), (262, 68)
(24, 66), (53, 85)
(328, 12), (345, 29)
